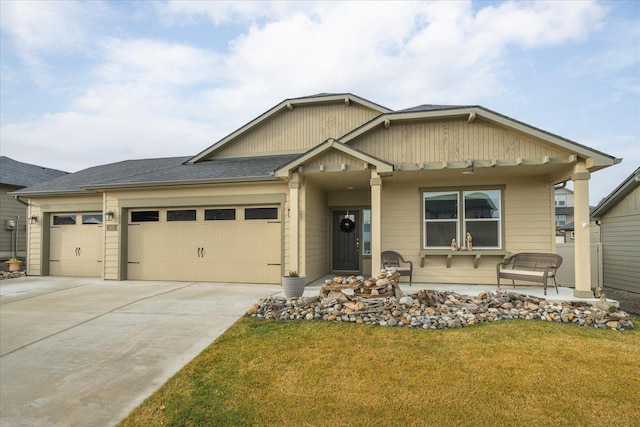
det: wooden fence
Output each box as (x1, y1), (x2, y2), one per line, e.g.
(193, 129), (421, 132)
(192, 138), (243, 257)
(555, 243), (602, 288)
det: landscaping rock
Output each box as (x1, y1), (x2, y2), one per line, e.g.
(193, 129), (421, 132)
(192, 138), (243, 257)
(246, 276), (635, 331)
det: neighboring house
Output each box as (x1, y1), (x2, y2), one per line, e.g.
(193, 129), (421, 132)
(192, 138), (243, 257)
(0, 156), (67, 260)
(554, 186), (598, 243)
(591, 167), (640, 293)
(13, 93), (619, 298)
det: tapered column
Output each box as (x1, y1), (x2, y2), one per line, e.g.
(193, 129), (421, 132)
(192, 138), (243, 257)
(289, 173), (301, 274)
(572, 163), (593, 298)
(371, 170), (382, 275)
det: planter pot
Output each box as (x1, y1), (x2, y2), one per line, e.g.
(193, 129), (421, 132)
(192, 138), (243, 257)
(7, 261), (22, 272)
(282, 276), (306, 299)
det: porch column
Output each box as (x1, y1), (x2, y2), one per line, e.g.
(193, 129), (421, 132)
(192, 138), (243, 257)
(572, 162), (593, 298)
(289, 173), (301, 274)
(370, 170), (382, 274)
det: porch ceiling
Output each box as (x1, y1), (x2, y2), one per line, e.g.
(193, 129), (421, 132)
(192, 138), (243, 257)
(303, 169), (371, 192)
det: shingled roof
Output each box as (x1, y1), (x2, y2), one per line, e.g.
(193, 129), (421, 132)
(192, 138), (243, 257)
(12, 154), (299, 195)
(0, 156), (68, 188)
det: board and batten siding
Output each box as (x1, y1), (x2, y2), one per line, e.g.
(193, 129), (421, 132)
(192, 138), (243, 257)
(600, 185), (640, 292)
(212, 103), (379, 158)
(350, 118), (569, 165)
(378, 177), (554, 285)
(302, 182), (328, 282)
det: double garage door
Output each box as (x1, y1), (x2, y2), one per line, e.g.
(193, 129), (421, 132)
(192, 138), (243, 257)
(49, 213), (104, 277)
(127, 206), (282, 284)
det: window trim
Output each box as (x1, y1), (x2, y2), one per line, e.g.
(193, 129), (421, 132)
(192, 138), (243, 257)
(420, 186), (505, 250)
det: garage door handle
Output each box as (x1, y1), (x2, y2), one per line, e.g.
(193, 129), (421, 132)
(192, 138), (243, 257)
(128, 261), (140, 264)
(267, 263), (281, 266)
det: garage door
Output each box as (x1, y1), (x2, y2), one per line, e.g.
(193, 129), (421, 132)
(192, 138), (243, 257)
(49, 213), (104, 277)
(127, 206), (282, 283)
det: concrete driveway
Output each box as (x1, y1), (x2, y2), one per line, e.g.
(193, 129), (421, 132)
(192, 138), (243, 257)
(0, 276), (280, 427)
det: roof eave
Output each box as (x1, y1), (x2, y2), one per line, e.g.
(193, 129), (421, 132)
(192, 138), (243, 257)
(82, 175), (279, 191)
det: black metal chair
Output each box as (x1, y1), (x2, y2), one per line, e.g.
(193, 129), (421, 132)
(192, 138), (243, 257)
(381, 251), (413, 286)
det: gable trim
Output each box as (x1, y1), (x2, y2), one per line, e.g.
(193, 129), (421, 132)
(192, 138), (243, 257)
(591, 166), (640, 218)
(273, 138), (394, 178)
(188, 93), (391, 164)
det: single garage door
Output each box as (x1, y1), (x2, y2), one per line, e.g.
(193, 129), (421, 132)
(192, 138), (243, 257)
(127, 206), (282, 283)
(49, 213), (104, 277)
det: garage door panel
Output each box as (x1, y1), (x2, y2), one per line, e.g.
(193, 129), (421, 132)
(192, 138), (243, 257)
(127, 207), (282, 283)
(49, 214), (103, 278)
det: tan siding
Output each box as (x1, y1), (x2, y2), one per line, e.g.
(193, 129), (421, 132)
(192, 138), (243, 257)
(25, 195), (103, 277)
(351, 118), (568, 164)
(378, 176), (554, 285)
(303, 183), (328, 282)
(601, 186), (640, 292)
(214, 103), (378, 158)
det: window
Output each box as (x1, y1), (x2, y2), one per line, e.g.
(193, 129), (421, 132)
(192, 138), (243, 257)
(362, 209), (371, 255)
(82, 214), (103, 225)
(53, 215), (76, 225)
(423, 189), (502, 249)
(245, 207), (278, 220)
(555, 194), (567, 207)
(205, 208), (236, 221)
(555, 215), (567, 227)
(131, 211), (159, 222)
(167, 209), (196, 221)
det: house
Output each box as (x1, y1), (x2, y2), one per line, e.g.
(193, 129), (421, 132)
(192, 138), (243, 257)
(591, 167), (640, 293)
(554, 186), (598, 243)
(0, 156), (67, 260)
(12, 93), (620, 298)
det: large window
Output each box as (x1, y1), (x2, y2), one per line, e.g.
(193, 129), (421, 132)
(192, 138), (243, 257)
(423, 189), (502, 249)
(555, 215), (567, 227)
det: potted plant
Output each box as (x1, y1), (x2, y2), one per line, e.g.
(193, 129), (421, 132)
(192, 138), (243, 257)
(5, 258), (22, 272)
(282, 271), (306, 298)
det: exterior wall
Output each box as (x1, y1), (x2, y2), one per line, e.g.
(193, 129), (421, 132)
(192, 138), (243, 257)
(104, 182), (288, 280)
(213, 103), (379, 158)
(302, 181), (328, 282)
(25, 194), (103, 276)
(600, 186), (640, 292)
(350, 118), (569, 164)
(0, 185), (27, 259)
(379, 175), (554, 285)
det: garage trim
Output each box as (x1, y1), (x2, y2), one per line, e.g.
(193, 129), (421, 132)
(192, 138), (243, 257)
(116, 193), (286, 280)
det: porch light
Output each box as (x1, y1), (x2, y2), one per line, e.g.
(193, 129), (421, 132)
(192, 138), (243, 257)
(29, 215), (39, 225)
(105, 211), (115, 222)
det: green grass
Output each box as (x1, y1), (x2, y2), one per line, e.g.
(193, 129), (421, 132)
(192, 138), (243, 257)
(119, 316), (640, 427)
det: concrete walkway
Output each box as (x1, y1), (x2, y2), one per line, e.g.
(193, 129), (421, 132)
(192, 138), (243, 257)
(0, 277), (280, 427)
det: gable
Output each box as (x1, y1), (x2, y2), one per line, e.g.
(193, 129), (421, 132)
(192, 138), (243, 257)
(190, 94), (389, 163)
(347, 117), (571, 166)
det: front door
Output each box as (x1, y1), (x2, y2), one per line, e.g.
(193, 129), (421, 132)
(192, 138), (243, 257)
(332, 210), (360, 272)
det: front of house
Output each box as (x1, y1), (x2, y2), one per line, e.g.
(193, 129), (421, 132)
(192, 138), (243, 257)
(14, 93), (618, 298)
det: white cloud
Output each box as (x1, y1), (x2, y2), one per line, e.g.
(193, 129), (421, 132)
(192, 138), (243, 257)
(0, 0), (109, 86)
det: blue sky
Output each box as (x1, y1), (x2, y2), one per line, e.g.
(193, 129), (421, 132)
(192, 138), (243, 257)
(1, 0), (638, 205)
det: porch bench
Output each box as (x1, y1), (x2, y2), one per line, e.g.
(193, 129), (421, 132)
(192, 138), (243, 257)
(496, 252), (562, 295)
(420, 250), (511, 268)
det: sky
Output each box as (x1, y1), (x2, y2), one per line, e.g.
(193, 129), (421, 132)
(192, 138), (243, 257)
(1, 0), (638, 205)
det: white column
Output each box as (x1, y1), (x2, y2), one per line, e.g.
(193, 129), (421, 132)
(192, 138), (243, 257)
(370, 170), (382, 275)
(572, 163), (593, 298)
(289, 173), (301, 274)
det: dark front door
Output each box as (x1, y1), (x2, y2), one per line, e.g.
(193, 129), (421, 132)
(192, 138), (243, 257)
(332, 210), (360, 272)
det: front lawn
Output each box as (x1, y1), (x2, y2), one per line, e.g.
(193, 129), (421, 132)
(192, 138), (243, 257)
(119, 316), (639, 426)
